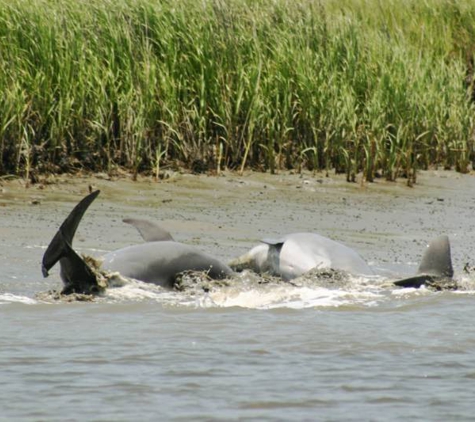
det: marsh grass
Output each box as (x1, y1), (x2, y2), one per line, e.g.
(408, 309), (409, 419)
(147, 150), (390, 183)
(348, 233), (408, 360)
(0, 0), (474, 182)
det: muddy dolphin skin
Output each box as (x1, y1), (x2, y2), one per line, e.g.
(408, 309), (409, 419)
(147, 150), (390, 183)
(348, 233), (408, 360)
(393, 235), (454, 289)
(229, 232), (374, 281)
(42, 191), (233, 294)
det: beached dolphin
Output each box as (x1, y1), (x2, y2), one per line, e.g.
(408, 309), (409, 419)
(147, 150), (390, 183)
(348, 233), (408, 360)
(229, 232), (374, 281)
(392, 235), (454, 289)
(42, 191), (233, 294)
(229, 232), (454, 289)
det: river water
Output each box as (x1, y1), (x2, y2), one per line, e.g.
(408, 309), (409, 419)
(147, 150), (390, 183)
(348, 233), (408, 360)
(1, 170), (474, 421)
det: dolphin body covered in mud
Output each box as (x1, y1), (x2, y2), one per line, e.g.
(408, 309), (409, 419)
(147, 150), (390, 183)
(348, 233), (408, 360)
(42, 191), (233, 294)
(229, 233), (454, 289)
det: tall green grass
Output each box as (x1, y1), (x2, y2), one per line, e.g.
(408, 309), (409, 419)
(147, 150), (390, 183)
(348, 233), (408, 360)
(0, 0), (474, 182)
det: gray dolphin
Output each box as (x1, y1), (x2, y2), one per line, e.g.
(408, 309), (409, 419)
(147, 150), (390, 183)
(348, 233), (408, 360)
(229, 232), (374, 281)
(229, 232), (454, 289)
(42, 191), (233, 294)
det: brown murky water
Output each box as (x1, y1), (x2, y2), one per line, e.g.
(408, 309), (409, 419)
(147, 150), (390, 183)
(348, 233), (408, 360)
(1, 170), (475, 421)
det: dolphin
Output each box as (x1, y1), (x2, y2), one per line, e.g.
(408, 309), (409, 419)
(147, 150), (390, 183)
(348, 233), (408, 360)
(229, 232), (454, 289)
(229, 232), (374, 281)
(42, 191), (233, 294)
(393, 235), (454, 289)
(42, 190), (102, 294)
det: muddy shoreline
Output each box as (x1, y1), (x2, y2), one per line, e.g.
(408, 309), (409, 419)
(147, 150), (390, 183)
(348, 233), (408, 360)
(1, 169), (475, 295)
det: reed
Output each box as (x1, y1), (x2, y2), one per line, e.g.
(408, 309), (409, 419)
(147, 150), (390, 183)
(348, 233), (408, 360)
(0, 0), (474, 182)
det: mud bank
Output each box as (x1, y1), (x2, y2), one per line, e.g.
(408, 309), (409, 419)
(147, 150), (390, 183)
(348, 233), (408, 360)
(1, 170), (475, 296)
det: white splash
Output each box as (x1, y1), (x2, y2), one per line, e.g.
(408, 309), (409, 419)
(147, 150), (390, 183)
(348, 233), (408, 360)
(202, 285), (384, 309)
(100, 278), (169, 302)
(25, 269), (475, 308)
(0, 293), (37, 305)
(117, 271), (390, 310)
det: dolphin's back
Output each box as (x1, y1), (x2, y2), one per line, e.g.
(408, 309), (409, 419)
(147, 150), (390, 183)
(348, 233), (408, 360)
(274, 233), (373, 280)
(102, 241), (232, 288)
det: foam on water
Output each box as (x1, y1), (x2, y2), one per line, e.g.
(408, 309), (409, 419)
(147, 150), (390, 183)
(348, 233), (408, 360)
(453, 274), (475, 295)
(201, 285), (384, 309)
(0, 293), (37, 305)
(88, 268), (369, 308)
(100, 278), (180, 305)
(17, 267), (475, 308)
(77, 271), (395, 309)
(109, 268), (475, 308)
(99, 283), (382, 309)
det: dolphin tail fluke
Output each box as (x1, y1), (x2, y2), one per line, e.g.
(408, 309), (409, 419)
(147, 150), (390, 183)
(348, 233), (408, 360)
(54, 230), (101, 294)
(42, 190), (101, 294)
(393, 235), (453, 288)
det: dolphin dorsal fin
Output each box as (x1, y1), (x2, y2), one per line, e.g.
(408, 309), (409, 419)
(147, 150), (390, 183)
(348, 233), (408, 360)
(393, 235), (453, 289)
(261, 238), (285, 247)
(260, 238), (286, 273)
(261, 238), (286, 256)
(123, 218), (174, 242)
(417, 235), (453, 278)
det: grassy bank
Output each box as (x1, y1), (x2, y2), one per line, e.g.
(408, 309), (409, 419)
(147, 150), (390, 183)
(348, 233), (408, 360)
(1, 0), (474, 183)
